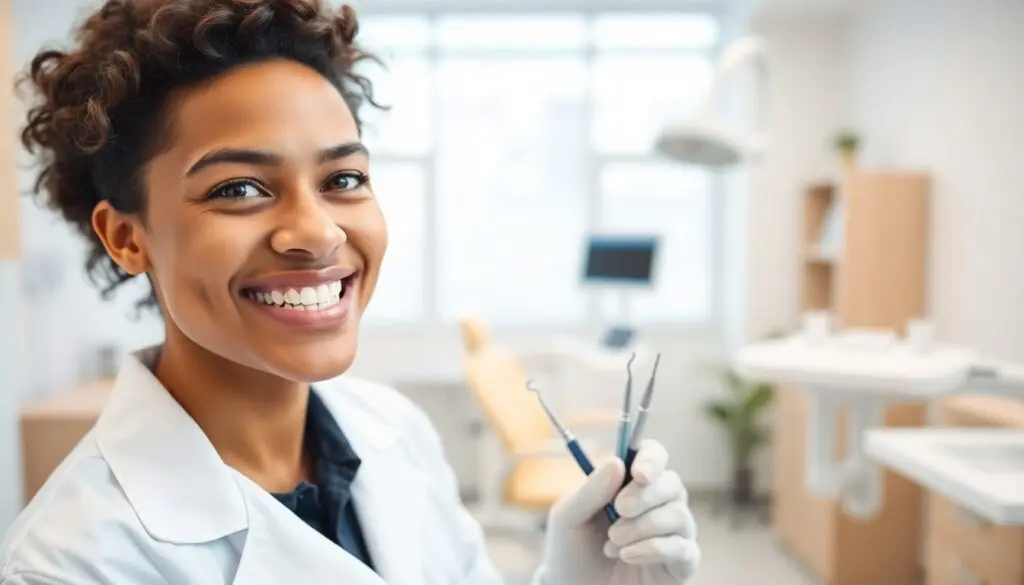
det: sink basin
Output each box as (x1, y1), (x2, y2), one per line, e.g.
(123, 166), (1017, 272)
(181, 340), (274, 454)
(940, 442), (1024, 473)
(865, 428), (1024, 525)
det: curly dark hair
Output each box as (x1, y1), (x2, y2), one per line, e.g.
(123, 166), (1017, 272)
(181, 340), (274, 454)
(18, 0), (381, 310)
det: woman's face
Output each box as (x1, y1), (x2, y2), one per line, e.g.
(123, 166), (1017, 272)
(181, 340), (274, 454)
(109, 59), (387, 382)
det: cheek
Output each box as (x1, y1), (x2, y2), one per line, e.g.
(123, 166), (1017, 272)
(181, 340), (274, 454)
(349, 203), (388, 304)
(146, 216), (254, 331)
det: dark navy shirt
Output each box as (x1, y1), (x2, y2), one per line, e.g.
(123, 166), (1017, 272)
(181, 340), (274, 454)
(271, 389), (375, 570)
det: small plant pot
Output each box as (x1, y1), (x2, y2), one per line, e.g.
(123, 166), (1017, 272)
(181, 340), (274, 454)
(731, 467), (755, 505)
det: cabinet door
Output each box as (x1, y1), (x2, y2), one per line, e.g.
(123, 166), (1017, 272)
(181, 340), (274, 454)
(772, 386), (799, 546)
(788, 388), (835, 582)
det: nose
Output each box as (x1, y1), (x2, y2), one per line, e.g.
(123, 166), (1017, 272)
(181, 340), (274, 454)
(269, 191), (347, 260)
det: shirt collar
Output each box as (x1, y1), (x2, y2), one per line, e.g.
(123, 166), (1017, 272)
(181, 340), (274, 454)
(306, 388), (362, 479)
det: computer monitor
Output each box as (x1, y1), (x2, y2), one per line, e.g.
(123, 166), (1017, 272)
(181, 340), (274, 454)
(582, 235), (658, 286)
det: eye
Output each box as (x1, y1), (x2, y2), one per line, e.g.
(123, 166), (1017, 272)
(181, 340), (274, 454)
(322, 171), (368, 193)
(207, 180), (268, 201)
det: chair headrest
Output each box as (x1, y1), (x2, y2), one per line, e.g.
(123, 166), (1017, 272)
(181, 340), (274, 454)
(458, 315), (491, 353)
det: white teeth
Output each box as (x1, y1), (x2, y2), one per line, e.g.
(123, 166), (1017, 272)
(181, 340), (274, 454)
(246, 280), (346, 311)
(299, 287), (317, 306)
(315, 284), (332, 304)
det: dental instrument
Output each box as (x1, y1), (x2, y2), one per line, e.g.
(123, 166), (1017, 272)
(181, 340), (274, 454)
(526, 380), (620, 524)
(624, 353), (661, 485)
(616, 353), (637, 461)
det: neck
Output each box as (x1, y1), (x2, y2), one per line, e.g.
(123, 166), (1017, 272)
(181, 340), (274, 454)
(155, 328), (311, 492)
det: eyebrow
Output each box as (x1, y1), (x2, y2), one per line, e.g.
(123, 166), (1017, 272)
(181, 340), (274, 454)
(185, 141), (369, 177)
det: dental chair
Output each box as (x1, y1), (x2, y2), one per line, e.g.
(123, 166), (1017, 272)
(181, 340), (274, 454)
(458, 316), (619, 530)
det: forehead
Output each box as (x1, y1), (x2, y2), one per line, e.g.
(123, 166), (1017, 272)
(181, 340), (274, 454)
(166, 59), (360, 156)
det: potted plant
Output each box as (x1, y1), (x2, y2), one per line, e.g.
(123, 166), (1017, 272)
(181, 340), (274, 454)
(832, 130), (861, 171)
(704, 368), (775, 505)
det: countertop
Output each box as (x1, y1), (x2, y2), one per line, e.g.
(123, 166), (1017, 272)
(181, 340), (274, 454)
(736, 335), (978, 397)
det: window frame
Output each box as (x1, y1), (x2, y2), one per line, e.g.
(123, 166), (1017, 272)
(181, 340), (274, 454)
(357, 3), (729, 334)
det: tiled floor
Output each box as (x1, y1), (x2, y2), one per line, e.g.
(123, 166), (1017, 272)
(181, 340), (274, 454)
(485, 502), (818, 585)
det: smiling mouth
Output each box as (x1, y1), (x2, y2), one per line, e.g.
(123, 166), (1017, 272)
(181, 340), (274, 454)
(242, 274), (356, 311)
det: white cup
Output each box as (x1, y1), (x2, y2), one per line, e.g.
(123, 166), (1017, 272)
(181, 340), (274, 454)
(803, 311), (833, 344)
(906, 318), (936, 353)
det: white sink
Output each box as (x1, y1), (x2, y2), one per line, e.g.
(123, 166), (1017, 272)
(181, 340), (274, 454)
(940, 442), (1024, 473)
(866, 428), (1024, 525)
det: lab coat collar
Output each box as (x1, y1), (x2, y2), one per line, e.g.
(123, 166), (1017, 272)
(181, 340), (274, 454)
(95, 346), (249, 544)
(95, 346), (427, 585)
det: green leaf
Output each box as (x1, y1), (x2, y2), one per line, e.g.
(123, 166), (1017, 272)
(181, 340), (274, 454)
(739, 384), (775, 418)
(704, 402), (733, 425)
(719, 367), (746, 394)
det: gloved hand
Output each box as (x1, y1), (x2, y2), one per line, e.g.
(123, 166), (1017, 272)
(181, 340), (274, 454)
(537, 440), (700, 585)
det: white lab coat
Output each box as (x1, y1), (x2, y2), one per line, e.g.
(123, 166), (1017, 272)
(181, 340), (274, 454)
(0, 347), (525, 585)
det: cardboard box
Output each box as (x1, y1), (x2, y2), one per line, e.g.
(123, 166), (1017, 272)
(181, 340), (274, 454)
(20, 380), (114, 503)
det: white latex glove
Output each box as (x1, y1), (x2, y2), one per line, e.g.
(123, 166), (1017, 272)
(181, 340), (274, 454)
(537, 440), (700, 585)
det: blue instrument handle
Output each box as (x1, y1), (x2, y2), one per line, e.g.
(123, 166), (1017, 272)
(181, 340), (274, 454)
(623, 447), (638, 487)
(616, 423), (629, 461)
(567, 440), (620, 523)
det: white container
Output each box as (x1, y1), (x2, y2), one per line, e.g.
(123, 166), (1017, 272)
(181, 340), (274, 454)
(802, 310), (833, 344)
(906, 318), (936, 354)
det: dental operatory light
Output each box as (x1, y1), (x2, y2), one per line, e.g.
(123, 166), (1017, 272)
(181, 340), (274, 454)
(655, 36), (769, 168)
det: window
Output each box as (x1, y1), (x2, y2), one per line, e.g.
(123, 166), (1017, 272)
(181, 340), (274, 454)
(357, 10), (719, 327)
(361, 162), (428, 323)
(434, 57), (591, 322)
(597, 162), (714, 323)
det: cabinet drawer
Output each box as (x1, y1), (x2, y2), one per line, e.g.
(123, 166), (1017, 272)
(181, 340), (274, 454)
(927, 530), (1023, 585)
(929, 493), (1024, 581)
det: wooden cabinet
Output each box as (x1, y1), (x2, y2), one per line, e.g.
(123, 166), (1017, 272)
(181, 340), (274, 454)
(0, 0), (19, 261)
(773, 171), (931, 585)
(20, 380), (114, 502)
(924, 398), (1024, 585)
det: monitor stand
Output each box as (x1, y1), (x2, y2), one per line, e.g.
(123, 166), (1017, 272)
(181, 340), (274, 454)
(600, 289), (636, 350)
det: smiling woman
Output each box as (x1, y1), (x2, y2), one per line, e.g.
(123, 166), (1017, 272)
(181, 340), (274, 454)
(20, 0), (386, 383)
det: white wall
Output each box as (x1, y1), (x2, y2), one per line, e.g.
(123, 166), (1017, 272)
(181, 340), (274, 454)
(742, 12), (852, 339)
(847, 0), (1024, 362)
(746, 0), (1024, 363)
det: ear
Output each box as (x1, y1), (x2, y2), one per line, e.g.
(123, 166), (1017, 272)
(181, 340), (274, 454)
(91, 201), (150, 276)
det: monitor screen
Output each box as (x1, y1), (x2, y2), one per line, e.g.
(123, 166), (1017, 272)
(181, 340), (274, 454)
(582, 236), (658, 284)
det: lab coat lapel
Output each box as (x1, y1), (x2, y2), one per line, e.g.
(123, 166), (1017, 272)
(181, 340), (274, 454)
(350, 444), (427, 585)
(318, 379), (428, 585)
(231, 473), (386, 585)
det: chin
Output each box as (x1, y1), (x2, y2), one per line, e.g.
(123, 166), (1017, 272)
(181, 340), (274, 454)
(266, 335), (359, 383)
